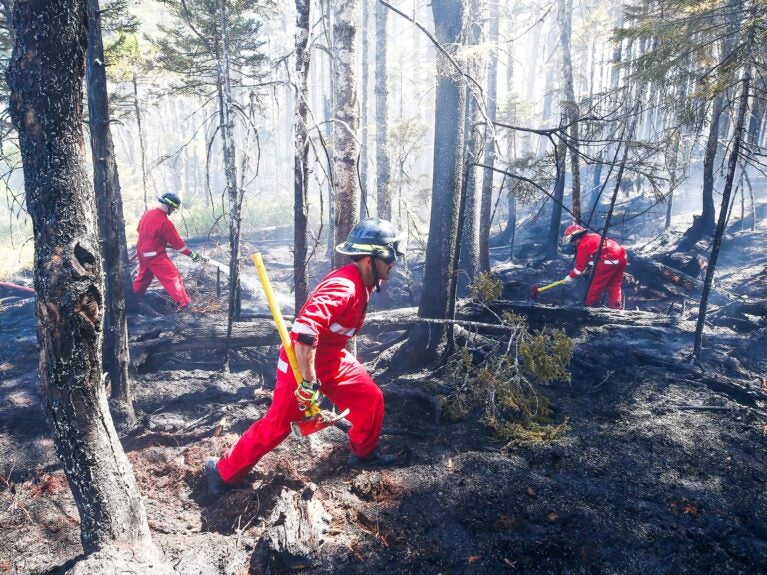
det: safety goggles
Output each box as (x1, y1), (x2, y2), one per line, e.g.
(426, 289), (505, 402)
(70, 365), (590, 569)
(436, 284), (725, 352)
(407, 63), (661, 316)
(376, 241), (403, 265)
(375, 249), (397, 265)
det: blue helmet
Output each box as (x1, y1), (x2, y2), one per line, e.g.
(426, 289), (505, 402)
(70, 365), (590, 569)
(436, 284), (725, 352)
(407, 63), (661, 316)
(335, 218), (405, 264)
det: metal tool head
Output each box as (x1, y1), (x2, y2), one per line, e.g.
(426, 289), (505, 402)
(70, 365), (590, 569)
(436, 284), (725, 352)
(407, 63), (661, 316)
(291, 408), (350, 439)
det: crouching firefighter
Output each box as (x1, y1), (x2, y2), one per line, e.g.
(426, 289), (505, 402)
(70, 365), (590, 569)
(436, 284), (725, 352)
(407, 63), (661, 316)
(132, 192), (203, 311)
(206, 218), (404, 497)
(561, 224), (628, 309)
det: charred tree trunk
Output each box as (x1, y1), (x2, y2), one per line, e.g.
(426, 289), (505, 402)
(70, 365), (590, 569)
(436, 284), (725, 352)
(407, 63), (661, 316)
(132, 74), (149, 211)
(665, 131), (681, 230)
(399, 0), (466, 360)
(694, 60), (752, 357)
(360, 0), (369, 215)
(506, 186), (517, 261)
(293, 0), (311, 309)
(698, 91), (724, 237)
(6, 0), (157, 560)
(494, 24), (517, 256)
(547, 117), (567, 255)
(558, 0), (581, 223)
(458, 0), (483, 297)
(458, 89), (481, 297)
(86, 0), (136, 429)
(217, 0), (242, 337)
(332, 0), (360, 269)
(322, 0), (335, 260)
(479, 0), (499, 273)
(375, 0), (391, 221)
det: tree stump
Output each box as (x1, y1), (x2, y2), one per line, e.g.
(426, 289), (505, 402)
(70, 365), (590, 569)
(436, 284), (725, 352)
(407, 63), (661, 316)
(249, 485), (328, 574)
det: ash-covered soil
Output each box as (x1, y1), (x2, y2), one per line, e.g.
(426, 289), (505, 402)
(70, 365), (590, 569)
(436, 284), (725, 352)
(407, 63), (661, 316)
(2, 224), (767, 575)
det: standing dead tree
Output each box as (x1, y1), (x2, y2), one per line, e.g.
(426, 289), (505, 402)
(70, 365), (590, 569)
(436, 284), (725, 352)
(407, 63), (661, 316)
(6, 0), (166, 569)
(694, 30), (754, 358)
(396, 0), (466, 362)
(293, 0), (311, 309)
(375, 0), (392, 221)
(86, 0), (136, 429)
(332, 0), (360, 268)
(557, 0), (581, 223)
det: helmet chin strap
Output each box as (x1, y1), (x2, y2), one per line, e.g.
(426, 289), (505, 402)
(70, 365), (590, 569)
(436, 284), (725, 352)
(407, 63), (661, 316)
(371, 257), (381, 292)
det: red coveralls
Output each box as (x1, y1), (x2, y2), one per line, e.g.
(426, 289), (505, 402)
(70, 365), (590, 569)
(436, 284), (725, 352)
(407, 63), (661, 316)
(216, 263), (384, 484)
(568, 232), (628, 309)
(132, 207), (193, 308)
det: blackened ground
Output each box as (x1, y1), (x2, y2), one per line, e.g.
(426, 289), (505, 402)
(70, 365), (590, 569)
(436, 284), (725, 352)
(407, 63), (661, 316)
(1, 224), (766, 574)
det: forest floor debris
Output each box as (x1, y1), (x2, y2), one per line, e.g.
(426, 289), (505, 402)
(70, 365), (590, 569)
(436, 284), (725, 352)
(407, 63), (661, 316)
(1, 227), (766, 574)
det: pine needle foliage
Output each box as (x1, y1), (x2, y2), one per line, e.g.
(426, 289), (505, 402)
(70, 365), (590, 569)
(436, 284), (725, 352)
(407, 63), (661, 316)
(615, 0), (767, 123)
(469, 272), (503, 303)
(442, 297), (574, 446)
(151, 0), (274, 98)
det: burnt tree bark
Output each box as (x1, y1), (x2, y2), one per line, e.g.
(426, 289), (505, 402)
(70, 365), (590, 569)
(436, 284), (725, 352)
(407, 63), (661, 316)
(332, 0), (360, 269)
(479, 0), (499, 273)
(398, 0), (466, 361)
(558, 0), (581, 222)
(131, 73), (150, 211)
(665, 131), (681, 229)
(458, 0), (483, 297)
(293, 0), (311, 309)
(458, 90), (482, 297)
(360, 0), (369, 214)
(547, 118), (567, 255)
(6, 0), (161, 564)
(698, 91), (724, 237)
(218, 0), (243, 327)
(694, 59), (752, 357)
(375, 0), (391, 220)
(86, 0), (135, 429)
(249, 485), (329, 573)
(683, 4), (740, 246)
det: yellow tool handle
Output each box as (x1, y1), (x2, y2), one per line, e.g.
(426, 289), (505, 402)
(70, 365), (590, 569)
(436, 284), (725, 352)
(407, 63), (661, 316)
(537, 278), (567, 294)
(251, 253), (319, 417)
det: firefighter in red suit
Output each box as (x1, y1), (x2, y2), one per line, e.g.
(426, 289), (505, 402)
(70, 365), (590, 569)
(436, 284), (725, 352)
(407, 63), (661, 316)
(133, 193), (202, 310)
(206, 218), (404, 496)
(561, 224), (628, 309)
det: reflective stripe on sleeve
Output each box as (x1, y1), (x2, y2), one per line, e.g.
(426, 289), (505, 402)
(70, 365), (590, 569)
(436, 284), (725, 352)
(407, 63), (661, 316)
(572, 268), (584, 276)
(277, 358), (289, 374)
(292, 321), (318, 335)
(329, 322), (357, 337)
(142, 251), (158, 257)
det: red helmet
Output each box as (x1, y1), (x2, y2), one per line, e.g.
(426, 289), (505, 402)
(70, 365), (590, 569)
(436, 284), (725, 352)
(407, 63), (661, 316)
(562, 224), (586, 245)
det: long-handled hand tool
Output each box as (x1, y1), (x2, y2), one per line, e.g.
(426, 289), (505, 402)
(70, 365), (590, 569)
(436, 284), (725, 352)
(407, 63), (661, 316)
(530, 278), (567, 300)
(250, 253), (349, 438)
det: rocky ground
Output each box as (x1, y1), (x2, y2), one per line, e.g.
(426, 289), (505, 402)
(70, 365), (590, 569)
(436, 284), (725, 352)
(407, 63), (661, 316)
(1, 223), (766, 575)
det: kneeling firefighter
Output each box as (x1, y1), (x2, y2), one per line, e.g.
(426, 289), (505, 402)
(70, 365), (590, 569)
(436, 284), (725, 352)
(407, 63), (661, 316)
(561, 224), (628, 309)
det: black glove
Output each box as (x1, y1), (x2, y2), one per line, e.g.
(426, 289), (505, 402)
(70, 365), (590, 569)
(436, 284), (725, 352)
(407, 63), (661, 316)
(189, 250), (202, 263)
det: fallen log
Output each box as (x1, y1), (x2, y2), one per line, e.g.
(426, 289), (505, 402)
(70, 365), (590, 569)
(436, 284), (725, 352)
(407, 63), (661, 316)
(629, 254), (738, 305)
(0, 281), (35, 295)
(129, 301), (690, 365)
(473, 300), (688, 331)
(130, 318), (282, 355)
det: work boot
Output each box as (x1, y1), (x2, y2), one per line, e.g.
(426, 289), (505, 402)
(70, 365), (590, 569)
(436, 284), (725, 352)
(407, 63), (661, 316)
(205, 458), (232, 498)
(348, 450), (398, 469)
